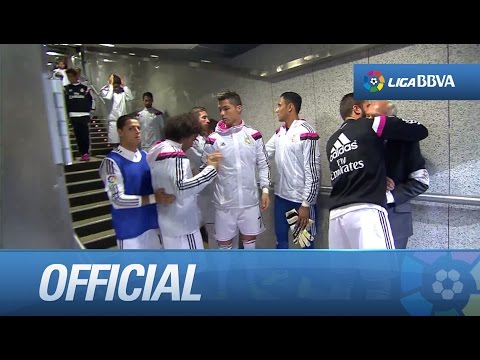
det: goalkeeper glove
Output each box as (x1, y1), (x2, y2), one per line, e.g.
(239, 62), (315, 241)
(294, 225), (314, 248)
(285, 209), (314, 248)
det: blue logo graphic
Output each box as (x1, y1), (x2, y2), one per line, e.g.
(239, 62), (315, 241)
(400, 252), (480, 315)
(354, 64), (480, 100)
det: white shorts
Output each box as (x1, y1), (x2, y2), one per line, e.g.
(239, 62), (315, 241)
(214, 206), (266, 241)
(162, 229), (204, 249)
(117, 228), (163, 249)
(328, 204), (395, 249)
(108, 120), (119, 144)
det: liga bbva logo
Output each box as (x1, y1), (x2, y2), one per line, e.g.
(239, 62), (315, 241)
(364, 70), (455, 92)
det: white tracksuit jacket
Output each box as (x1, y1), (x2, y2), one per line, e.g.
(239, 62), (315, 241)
(203, 119), (271, 210)
(265, 119), (321, 206)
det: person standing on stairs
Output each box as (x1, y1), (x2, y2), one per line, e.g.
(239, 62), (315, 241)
(99, 114), (176, 249)
(64, 68), (95, 162)
(101, 74), (134, 147)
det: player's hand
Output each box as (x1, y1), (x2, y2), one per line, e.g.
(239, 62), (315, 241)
(155, 188), (176, 204)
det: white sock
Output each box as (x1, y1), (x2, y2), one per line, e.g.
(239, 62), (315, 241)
(242, 239), (256, 249)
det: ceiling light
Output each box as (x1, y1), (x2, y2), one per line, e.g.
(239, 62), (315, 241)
(303, 54), (317, 61)
(155, 65), (160, 69)
(200, 59), (211, 63)
(112, 51), (117, 54)
(129, 53), (135, 56)
(103, 59), (115, 63)
(99, 44), (115, 47)
(150, 55), (159, 58)
(46, 51), (66, 56)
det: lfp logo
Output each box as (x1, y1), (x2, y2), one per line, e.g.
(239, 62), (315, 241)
(354, 64), (480, 100)
(400, 252), (480, 316)
(363, 70), (385, 92)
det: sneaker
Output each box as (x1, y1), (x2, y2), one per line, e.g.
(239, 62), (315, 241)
(80, 153), (90, 162)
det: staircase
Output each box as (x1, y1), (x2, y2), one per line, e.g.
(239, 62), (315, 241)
(65, 119), (117, 249)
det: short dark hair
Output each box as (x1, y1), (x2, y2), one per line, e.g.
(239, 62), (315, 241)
(217, 91), (242, 106)
(117, 114), (136, 130)
(143, 92), (153, 99)
(339, 92), (367, 120)
(280, 91), (302, 114)
(164, 113), (201, 142)
(65, 68), (77, 76)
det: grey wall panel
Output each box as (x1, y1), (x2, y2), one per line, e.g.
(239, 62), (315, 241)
(409, 203), (449, 249)
(1, 44), (78, 248)
(447, 44), (480, 249)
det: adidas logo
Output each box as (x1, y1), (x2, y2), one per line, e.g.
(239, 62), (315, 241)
(329, 133), (358, 162)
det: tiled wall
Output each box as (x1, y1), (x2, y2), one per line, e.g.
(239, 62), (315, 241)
(83, 44), (480, 249)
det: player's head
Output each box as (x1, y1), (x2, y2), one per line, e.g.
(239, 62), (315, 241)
(339, 92), (369, 120)
(164, 112), (201, 151)
(366, 100), (397, 117)
(117, 115), (141, 148)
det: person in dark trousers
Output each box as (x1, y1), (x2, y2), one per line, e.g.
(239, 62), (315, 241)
(64, 68), (95, 161)
(367, 100), (429, 249)
(265, 92), (321, 249)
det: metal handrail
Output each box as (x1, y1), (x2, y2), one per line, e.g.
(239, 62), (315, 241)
(74, 233), (86, 249)
(318, 186), (480, 207)
(258, 183), (480, 207)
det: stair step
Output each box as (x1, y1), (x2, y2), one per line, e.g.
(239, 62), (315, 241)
(81, 229), (117, 249)
(64, 159), (102, 173)
(71, 142), (110, 151)
(67, 178), (104, 194)
(65, 168), (102, 183)
(73, 147), (112, 157)
(67, 119), (115, 250)
(73, 214), (113, 238)
(90, 136), (109, 144)
(69, 189), (108, 207)
(70, 200), (111, 222)
(69, 132), (108, 141)
(89, 121), (107, 126)
(90, 128), (108, 135)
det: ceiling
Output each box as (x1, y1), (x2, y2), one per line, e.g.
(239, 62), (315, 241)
(45, 44), (381, 81)
(80, 44), (261, 60)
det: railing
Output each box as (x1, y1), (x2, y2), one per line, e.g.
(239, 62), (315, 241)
(259, 183), (480, 207)
(74, 233), (86, 249)
(318, 186), (480, 207)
